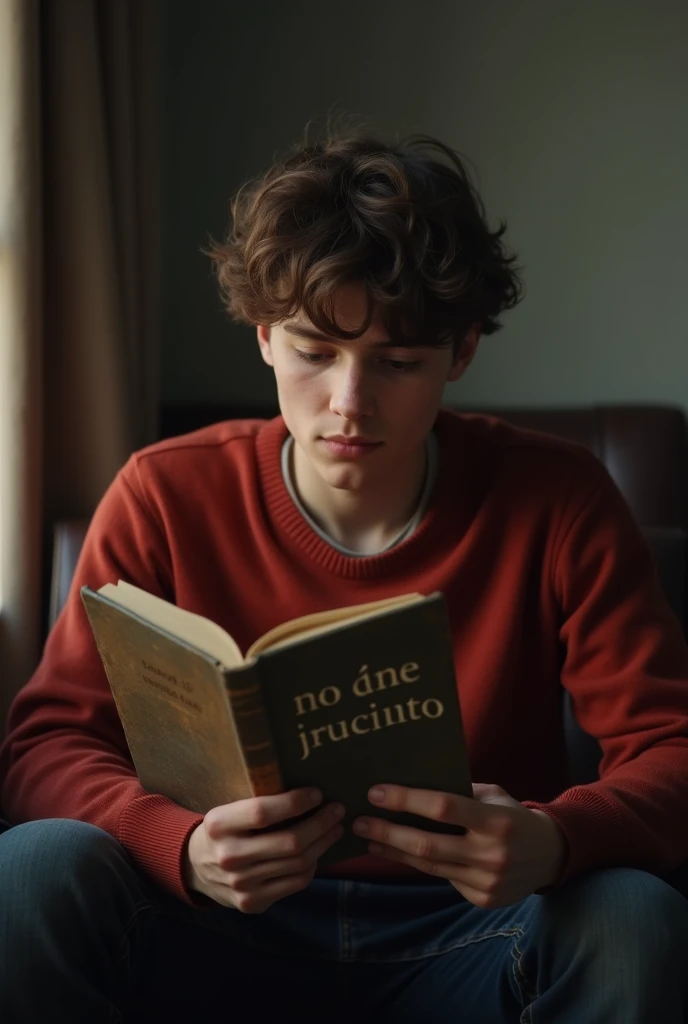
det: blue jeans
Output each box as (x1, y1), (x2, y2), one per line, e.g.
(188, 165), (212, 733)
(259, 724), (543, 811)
(1, 819), (687, 1022)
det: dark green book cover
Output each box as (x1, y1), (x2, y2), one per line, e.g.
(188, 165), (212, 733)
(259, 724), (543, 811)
(82, 587), (472, 868)
(256, 594), (472, 864)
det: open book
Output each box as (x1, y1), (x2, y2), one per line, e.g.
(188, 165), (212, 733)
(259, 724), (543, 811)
(82, 582), (472, 865)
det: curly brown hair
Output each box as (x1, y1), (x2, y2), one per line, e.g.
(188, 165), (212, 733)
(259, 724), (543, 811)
(208, 130), (523, 350)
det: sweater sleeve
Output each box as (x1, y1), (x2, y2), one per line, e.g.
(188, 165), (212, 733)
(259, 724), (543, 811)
(0, 460), (204, 902)
(524, 464), (688, 884)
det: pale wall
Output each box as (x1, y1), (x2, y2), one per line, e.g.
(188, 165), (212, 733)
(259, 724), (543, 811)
(161, 0), (688, 411)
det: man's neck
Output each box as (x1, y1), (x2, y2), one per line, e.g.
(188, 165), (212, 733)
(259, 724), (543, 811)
(290, 440), (428, 555)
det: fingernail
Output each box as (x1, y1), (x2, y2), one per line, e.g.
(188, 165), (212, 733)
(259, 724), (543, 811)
(332, 804), (346, 820)
(353, 819), (369, 835)
(309, 789), (322, 804)
(369, 787), (386, 803)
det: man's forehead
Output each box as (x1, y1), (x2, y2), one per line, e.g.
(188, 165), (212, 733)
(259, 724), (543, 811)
(281, 320), (417, 349)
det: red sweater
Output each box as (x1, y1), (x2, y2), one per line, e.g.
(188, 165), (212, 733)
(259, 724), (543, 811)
(2, 411), (688, 902)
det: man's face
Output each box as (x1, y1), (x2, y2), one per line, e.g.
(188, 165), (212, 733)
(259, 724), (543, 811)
(257, 283), (478, 495)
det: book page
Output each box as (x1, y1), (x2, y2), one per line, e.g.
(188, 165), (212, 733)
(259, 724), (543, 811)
(247, 593), (424, 658)
(99, 581), (244, 668)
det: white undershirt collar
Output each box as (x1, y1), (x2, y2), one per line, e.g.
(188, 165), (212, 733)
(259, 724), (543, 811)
(280, 432), (439, 558)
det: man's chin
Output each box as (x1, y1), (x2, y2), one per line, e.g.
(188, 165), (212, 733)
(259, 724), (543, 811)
(322, 472), (366, 492)
(316, 462), (369, 492)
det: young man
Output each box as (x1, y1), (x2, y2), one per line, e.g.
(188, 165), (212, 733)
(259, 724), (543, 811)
(1, 131), (687, 1022)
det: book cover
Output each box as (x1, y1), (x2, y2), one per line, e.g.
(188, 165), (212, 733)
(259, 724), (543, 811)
(82, 588), (472, 865)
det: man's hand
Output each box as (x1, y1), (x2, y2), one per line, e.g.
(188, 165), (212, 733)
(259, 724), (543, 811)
(185, 788), (345, 913)
(353, 783), (567, 908)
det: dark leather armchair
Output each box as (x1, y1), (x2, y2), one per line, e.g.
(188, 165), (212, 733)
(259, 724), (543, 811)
(50, 404), (688, 794)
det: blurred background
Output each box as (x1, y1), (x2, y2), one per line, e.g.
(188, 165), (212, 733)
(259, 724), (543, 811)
(1, 0), (687, 707)
(161, 0), (688, 411)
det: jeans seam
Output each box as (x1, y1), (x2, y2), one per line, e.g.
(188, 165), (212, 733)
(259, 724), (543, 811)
(511, 929), (538, 1023)
(112, 902), (154, 968)
(342, 926), (523, 964)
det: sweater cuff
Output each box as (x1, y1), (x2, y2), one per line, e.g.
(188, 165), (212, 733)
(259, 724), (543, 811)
(116, 794), (204, 903)
(522, 796), (621, 887)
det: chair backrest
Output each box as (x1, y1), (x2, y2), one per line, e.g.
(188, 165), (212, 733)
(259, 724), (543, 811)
(475, 406), (688, 529)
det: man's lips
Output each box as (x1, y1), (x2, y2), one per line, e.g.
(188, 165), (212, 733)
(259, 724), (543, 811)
(320, 436), (383, 457)
(324, 436), (379, 445)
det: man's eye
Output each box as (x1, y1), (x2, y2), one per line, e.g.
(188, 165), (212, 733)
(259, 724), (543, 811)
(295, 350), (328, 364)
(385, 359), (422, 373)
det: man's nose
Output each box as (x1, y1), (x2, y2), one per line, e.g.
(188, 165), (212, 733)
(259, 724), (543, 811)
(329, 364), (375, 419)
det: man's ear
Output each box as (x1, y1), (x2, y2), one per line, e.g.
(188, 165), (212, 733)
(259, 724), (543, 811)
(446, 325), (481, 383)
(256, 325), (274, 366)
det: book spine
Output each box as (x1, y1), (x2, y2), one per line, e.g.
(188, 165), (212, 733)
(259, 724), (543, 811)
(223, 663), (283, 796)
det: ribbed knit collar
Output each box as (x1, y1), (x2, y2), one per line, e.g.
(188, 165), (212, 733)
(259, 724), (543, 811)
(255, 410), (468, 580)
